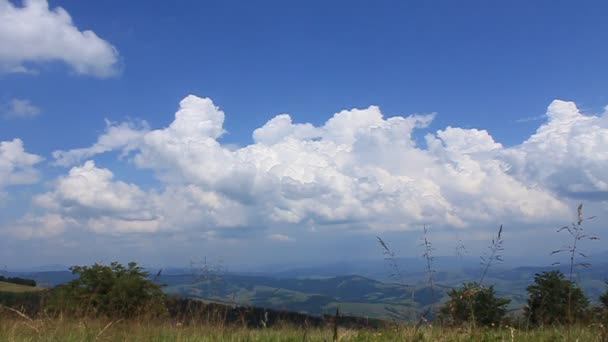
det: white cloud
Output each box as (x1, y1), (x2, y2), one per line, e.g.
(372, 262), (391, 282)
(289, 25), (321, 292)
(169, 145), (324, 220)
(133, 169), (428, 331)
(268, 234), (294, 242)
(36, 160), (149, 213)
(0, 138), (42, 189)
(502, 100), (608, 199)
(0, 0), (119, 77)
(32, 160), (247, 235)
(33, 160), (161, 234)
(253, 114), (320, 145)
(53, 120), (149, 166)
(42, 95), (608, 239)
(10, 213), (74, 238)
(2, 98), (41, 119)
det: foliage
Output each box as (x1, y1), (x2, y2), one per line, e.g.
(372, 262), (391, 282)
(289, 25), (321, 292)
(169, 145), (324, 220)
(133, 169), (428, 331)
(48, 261), (165, 318)
(439, 282), (510, 327)
(0, 291), (47, 316)
(550, 203), (599, 328)
(525, 270), (589, 325)
(601, 282), (608, 310)
(598, 282), (608, 324)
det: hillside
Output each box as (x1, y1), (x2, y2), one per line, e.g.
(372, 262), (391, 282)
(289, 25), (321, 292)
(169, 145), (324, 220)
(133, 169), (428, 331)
(0, 281), (43, 293)
(160, 274), (433, 320)
(157, 262), (608, 320)
(5, 260), (607, 320)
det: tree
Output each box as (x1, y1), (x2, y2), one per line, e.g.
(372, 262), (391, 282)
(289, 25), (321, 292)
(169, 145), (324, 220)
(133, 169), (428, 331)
(525, 270), (588, 325)
(601, 282), (608, 310)
(49, 261), (165, 318)
(439, 282), (511, 327)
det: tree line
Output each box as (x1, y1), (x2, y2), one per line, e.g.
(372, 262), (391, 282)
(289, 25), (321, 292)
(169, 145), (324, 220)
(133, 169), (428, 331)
(1, 260), (607, 329)
(439, 270), (608, 327)
(0, 275), (36, 287)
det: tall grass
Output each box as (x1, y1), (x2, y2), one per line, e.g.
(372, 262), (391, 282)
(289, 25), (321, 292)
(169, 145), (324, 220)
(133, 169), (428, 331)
(0, 316), (604, 341)
(479, 225), (504, 287)
(551, 203), (600, 339)
(417, 225), (436, 329)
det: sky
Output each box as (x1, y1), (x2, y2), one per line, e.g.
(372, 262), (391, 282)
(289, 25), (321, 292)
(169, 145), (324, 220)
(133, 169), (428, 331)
(1, 0), (607, 270)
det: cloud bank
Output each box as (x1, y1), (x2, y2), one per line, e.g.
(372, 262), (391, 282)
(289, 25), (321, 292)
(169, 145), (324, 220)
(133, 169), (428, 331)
(0, 0), (119, 77)
(17, 95), (604, 239)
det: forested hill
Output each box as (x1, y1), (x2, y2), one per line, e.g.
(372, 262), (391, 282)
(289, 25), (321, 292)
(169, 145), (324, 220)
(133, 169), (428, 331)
(4, 261), (607, 320)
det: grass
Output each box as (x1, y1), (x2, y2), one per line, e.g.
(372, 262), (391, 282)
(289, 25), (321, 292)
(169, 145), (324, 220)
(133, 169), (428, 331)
(0, 281), (44, 293)
(0, 317), (605, 341)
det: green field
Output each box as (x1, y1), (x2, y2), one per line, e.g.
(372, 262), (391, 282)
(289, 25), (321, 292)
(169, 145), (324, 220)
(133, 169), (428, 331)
(0, 281), (43, 293)
(0, 318), (605, 341)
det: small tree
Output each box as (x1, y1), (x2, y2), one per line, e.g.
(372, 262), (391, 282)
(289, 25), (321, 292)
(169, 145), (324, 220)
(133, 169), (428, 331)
(601, 282), (608, 310)
(49, 261), (165, 318)
(525, 270), (588, 326)
(439, 282), (511, 327)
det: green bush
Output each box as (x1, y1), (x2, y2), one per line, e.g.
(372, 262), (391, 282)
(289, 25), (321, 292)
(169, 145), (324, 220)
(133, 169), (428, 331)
(439, 282), (510, 327)
(525, 270), (588, 326)
(47, 261), (165, 318)
(601, 283), (608, 310)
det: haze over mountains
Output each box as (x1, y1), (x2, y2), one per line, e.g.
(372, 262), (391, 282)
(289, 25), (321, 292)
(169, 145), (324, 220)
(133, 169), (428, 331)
(5, 253), (607, 320)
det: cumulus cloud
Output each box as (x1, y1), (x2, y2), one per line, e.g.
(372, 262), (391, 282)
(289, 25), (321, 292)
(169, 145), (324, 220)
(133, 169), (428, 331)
(32, 160), (161, 234)
(53, 120), (149, 166)
(2, 98), (41, 119)
(0, 138), (42, 189)
(0, 0), (119, 77)
(502, 100), (608, 200)
(39, 95), (608, 238)
(30, 160), (246, 235)
(10, 213), (74, 238)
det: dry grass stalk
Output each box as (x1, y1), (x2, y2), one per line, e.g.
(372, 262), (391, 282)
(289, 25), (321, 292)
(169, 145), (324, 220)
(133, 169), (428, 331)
(551, 203), (599, 337)
(376, 236), (410, 295)
(414, 225), (436, 331)
(95, 318), (123, 341)
(479, 225), (504, 287)
(0, 304), (40, 333)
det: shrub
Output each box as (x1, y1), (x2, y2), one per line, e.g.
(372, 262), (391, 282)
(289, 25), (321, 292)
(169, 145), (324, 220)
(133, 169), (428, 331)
(525, 270), (588, 325)
(601, 282), (608, 310)
(47, 261), (165, 318)
(439, 282), (510, 327)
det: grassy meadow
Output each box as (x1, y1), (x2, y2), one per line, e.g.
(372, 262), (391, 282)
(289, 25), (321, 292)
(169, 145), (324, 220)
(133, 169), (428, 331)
(0, 281), (43, 293)
(0, 317), (606, 341)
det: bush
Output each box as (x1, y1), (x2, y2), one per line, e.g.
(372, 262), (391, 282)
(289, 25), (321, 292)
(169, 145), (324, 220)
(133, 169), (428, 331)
(601, 283), (608, 310)
(439, 282), (511, 327)
(525, 270), (588, 326)
(597, 283), (608, 323)
(47, 261), (165, 318)
(0, 291), (47, 316)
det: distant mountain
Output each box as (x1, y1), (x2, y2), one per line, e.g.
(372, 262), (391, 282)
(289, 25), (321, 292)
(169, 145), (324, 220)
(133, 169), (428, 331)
(3, 271), (76, 288)
(159, 273), (429, 320)
(5, 258), (606, 321)
(234, 256), (483, 280)
(157, 262), (608, 320)
(4, 264), (69, 273)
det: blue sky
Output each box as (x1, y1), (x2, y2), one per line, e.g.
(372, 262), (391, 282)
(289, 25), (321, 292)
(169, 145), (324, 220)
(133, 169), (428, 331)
(1, 0), (607, 269)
